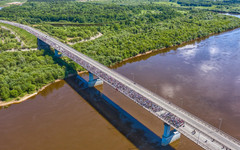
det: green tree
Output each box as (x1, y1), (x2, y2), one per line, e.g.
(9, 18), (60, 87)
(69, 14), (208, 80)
(0, 87), (10, 100)
(10, 90), (19, 98)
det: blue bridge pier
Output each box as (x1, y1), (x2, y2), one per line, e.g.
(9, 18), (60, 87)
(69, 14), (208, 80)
(54, 49), (62, 57)
(88, 72), (103, 87)
(37, 38), (103, 87)
(162, 123), (181, 146)
(76, 73), (103, 88)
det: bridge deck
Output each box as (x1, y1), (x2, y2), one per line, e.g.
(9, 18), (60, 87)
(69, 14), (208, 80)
(1, 20), (239, 150)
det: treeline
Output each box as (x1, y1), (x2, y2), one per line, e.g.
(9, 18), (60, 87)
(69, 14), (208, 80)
(0, 2), (181, 24)
(0, 50), (75, 101)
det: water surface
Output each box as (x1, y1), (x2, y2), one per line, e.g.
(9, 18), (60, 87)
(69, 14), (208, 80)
(113, 24), (240, 140)
(0, 81), (137, 150)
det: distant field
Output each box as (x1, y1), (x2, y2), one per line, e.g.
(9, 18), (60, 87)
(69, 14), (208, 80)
(0, 0), (26, 7)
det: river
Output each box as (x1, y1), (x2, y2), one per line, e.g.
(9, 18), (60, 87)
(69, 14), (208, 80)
(0, 15), (239, 150)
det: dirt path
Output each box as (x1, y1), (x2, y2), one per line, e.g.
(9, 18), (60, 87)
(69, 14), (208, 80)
(68, 32), (103, 45)
(4, 48), (38, 52)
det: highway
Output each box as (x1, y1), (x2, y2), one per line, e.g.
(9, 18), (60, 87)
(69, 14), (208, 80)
(1, 20), (240, 150)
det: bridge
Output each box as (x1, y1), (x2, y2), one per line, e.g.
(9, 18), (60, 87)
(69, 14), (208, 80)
(1, 20), (239, 150)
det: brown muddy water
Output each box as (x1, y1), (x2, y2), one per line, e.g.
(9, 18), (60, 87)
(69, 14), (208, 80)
(0, 15), (240, 150)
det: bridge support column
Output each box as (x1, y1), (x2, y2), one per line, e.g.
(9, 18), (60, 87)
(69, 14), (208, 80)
(54, 49), (62, 57)
(88, 72), (103, 87)
(161, 123), (181, 146)
(37, 38), (50, 50)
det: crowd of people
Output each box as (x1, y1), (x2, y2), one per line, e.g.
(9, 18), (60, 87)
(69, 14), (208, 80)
(160, 112), (185, 128)
(68, 51), (185, 129)
(4, 20), (185, 129)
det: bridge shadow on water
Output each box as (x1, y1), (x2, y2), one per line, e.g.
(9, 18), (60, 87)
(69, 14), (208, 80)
(65, 76), (175, 150)
(43, 48), (175, 150)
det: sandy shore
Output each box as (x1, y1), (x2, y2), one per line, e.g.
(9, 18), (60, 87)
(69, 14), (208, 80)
(0, 72), (86, 107)
(77, 70), (88, 74)
(0, 79), (62, 107)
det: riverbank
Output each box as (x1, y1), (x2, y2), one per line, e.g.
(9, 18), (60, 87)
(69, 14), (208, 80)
(0, 79), (62, 107)
(0, 72), (82, 107)
(110, 25), (240, 68)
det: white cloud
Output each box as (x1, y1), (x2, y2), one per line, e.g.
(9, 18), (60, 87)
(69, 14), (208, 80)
(199, 60), (220, 73)
(178, 44), (198, 60)
(209, 46), (219, 56)
(160, 84), (181, 98)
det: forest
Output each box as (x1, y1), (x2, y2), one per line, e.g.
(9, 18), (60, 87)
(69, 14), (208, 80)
(0, 2), (187, 24)
(0, 0), (240, 101)
(0, 23), (75, 101)
(72, 11), (240, 66)
(0, 50), (75, 101)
